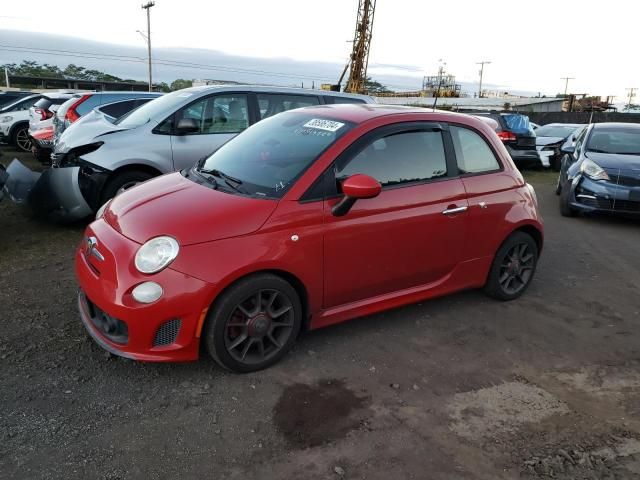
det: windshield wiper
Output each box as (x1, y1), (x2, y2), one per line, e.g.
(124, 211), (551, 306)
(197, 167), (246, 193)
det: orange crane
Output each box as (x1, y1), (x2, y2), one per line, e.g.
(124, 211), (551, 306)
(325, 0), (376, 94)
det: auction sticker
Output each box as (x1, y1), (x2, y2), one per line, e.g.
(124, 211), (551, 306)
(303, 119), (345, 132)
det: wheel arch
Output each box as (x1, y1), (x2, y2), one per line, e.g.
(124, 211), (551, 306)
(8, 120), (29, 140)
(502, 223), (543, 255)
(206, 268), (312, 335)
(108, 163), (163, 180)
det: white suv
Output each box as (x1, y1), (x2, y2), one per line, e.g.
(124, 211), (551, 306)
(0, 94), (44, 152)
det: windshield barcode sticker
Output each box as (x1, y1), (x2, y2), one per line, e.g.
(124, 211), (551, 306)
(303, 119), (345, 132)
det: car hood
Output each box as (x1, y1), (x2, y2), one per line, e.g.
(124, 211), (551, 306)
(56, 113), (126, 154)
(104, 172), (278, 246)
(585, 152), (640, 170)
(535, 136), (565, 146)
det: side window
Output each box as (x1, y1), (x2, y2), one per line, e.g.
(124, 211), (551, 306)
(169, 94), (249, 135)
(100, 100), (138, 119)
(337, 130), (447, 187)
(76, 95), (101, 116)
(17, 97), (38, 111)
(574, 128), (587, 156)
(325, 96), (365, 105)
(257, 94), (320, 119)
(450, 126), (500, 174)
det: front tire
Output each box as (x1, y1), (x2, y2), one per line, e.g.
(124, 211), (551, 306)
(203, 274), (302, 373)
(100, 170), (154, 205)
(559, 180), (577, 217)
(484, 232), (538, 301)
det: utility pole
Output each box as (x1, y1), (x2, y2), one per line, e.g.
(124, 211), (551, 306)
(626, 87), (637, 111)
(142, 1), (155, 92)
(560, 76), (574, 97)
(476, 61), (491, 98)
(4, 67), (10, 88)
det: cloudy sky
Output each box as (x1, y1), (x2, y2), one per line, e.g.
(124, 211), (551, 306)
(0, 0), (637, 100)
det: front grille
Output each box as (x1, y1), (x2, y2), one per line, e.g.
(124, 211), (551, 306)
(577, 195), (640, 212)
(153, 319), (181, 347)
(616, 175), (640, 187)
(86, 297), (128, 344)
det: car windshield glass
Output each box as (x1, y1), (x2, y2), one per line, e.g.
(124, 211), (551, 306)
(535, 125), (580, 138)
(502, 114), (532, 134)
(115, 90), (187, 128)
(586, 129), (640, 155)
(198, 112), (353, 198)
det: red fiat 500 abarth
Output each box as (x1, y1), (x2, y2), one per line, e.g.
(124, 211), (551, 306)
(75, 105), (543, 372)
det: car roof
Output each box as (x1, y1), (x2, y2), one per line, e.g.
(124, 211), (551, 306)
(179, 84), (374, 102)
(592, 122), (640, 131)
(542, 123), (584, 128)
(287, 103), (493, 128)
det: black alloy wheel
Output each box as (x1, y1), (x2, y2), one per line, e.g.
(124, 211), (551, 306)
(224, 289), (295, 364)
(204, 274), (302, 372)
(484, 232), (538, 301)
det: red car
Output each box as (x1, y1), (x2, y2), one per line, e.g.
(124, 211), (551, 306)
(75, 105), (543, 372)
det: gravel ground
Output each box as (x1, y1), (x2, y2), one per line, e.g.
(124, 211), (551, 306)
(2, 147), (640, 479)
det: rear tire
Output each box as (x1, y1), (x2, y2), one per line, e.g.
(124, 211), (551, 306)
(484, 231), (538, 301)
(203, 274), (302, 373)
(100, 170), (154, 205)
(11, 124), (31, 152)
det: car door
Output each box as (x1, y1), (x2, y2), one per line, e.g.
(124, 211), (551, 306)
(449, 124), (517, 259)
(322, 123), (468, 308)
(255, 93), (321, 120)
(169, 94), (250, 171)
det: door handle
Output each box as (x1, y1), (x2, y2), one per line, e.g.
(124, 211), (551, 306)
(441, 206), (468, 215)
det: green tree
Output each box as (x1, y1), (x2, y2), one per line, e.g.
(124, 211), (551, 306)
(364, 76), (391, 94)
(170, 78), (193, 91)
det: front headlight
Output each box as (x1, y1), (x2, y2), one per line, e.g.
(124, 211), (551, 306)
(0, 116), (13, 123)
(135, 236), (180, 274)
(581, 158), (610, 181)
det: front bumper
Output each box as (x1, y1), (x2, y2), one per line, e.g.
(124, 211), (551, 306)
(567, 175), (640, 215)
(75, 219), (215, 362)
(3, 159), (93, 222)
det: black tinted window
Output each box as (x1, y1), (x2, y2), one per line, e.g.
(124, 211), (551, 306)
(338, 130), (447, 186)
(450, 126), (500, 174)
(100, 99), (138, 119)
(257, 94), (320, 119)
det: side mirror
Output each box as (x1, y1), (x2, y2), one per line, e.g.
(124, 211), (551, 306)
(176, 118), (199, 135)
(561, 145), (576, 155)
(332, 174), (381, 217)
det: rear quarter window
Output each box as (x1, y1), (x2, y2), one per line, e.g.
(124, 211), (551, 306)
(450, 126), (501, 174)
(324, 96), (366, 104)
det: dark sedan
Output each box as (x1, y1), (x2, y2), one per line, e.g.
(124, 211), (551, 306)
(557, 123), (640, 217)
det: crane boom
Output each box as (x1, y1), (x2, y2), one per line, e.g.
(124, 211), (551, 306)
(344, 0), (376, 94)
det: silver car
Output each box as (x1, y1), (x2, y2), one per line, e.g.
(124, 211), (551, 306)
(10, 85), (374, 221)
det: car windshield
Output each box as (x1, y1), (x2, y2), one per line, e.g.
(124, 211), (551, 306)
(198, 112), (353, 198)
(115, 90), (188, 128)
(502, 114), (532, 135)
(586, 129), (640, 155)
(535, 125), (580, 138)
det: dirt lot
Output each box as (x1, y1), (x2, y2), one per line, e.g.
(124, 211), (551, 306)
(2, 146), (640, 480)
